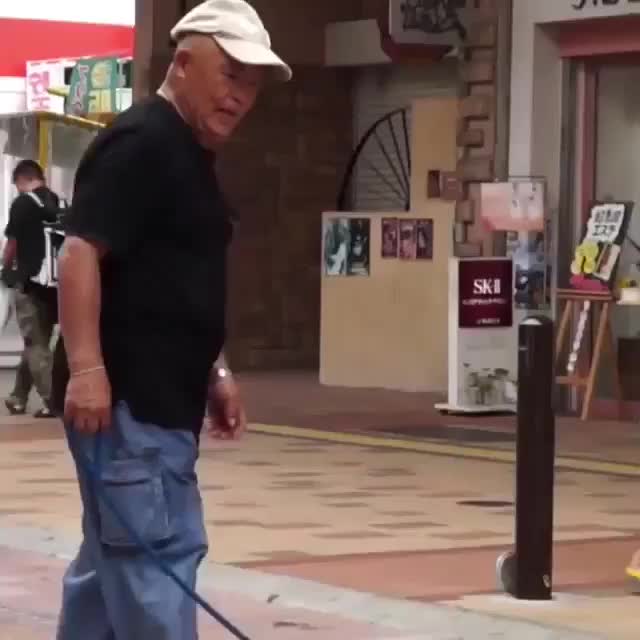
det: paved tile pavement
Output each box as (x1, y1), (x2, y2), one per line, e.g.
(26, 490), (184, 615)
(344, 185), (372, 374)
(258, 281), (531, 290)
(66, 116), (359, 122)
(0, 543), (605, 639)
(0, 428), (637, 565)
(237, 371), (640, 466)
(0, 369), (637, 638)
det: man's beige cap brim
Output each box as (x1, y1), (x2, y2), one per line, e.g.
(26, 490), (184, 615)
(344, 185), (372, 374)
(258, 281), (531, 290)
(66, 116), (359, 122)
(214, 35), (292, 83)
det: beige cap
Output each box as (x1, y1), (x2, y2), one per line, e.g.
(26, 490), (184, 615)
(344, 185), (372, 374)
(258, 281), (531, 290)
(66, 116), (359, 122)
(170, 0), (292, 83)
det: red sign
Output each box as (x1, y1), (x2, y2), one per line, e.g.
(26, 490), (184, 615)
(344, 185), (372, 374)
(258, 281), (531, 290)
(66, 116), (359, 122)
(459, 259), (513, 328)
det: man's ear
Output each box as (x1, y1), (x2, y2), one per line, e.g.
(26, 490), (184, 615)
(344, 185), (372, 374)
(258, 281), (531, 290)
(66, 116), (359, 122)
(173, 49), (191, 79)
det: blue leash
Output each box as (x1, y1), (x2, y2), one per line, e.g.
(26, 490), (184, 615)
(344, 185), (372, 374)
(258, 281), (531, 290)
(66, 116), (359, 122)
(70, 433), (251, 640)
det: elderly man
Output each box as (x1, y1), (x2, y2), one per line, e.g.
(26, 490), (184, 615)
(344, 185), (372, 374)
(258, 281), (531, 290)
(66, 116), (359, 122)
(51, 1), (291, 638)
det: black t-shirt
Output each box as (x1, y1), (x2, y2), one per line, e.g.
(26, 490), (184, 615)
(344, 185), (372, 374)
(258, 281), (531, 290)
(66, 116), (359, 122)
(5, 186), (59, 287)
(51, 95), (233, 434)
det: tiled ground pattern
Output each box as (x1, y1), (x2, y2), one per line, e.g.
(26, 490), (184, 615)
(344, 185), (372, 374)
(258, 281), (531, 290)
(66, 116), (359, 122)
(0, 430), (637, 566)
(0, 547), (420, 640)
(238, 371), (640, 465)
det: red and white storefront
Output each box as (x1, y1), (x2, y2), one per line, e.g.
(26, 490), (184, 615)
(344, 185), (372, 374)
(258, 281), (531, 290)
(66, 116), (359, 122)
(0, 1), (134, 365)
(0, 1), (134, 113)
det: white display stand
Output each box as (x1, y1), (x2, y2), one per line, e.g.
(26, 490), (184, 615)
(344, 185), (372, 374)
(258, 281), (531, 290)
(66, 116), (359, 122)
(436, 257), (518, 415)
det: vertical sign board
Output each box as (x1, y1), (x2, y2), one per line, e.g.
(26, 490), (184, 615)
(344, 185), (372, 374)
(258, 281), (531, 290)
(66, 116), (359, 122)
(570, 201), (633, 292)
(436, 257), (518, 414)
(67, 57), (119, 117)
(26, 59), (74, 114)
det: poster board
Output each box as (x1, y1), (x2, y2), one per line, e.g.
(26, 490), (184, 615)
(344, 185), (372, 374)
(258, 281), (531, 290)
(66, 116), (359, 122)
(320, 211), (450, 392)
(26, 58), (76, 114)
(320, 95), (457, 393)
(436, 257), (517, 414)
(570, 201), (633, 292)
(479, 178), (550, 311)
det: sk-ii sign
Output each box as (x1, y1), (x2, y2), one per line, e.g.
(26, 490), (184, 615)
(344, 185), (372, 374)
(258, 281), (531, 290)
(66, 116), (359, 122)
(458, 259), (513, 329)
(473, 278), (502, 296)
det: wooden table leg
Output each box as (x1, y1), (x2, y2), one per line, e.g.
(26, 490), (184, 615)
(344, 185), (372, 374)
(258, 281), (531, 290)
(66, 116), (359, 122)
(604, 315), (623, 420)
(555, 299), (572, 366)
(581, 302), (609, 421)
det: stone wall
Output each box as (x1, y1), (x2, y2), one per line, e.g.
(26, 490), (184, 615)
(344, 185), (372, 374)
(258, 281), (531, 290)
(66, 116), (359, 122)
(134, 0), (363, 371)
(217, 1), (361, 370)
(455, 0), (512, 257)
(219, 69), (353, 369)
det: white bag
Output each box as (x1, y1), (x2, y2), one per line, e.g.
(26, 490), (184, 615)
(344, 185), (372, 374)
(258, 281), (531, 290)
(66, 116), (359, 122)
(24, 191), (65, 289)
(0, 282), (13, 330)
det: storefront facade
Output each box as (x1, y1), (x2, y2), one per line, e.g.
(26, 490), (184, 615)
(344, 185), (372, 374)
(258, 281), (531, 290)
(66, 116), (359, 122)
(511, 0), (640, 413)
(0, 1), (134, 365)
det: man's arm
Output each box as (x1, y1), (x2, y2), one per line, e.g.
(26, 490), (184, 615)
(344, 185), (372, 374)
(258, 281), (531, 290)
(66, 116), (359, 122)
(57, 237), (106, 373)
(1, 238), (16, 270)
(60, 131), (158, 374)
(2, 198), (22, 271)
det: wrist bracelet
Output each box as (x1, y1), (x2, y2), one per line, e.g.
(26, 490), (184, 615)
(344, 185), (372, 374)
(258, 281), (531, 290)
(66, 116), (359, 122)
(212, 366), (231, 382)
(70, 365), (105, 378)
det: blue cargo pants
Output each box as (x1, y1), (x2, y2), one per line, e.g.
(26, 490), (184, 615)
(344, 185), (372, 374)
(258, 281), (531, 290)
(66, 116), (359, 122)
(56, 402), (208, 640)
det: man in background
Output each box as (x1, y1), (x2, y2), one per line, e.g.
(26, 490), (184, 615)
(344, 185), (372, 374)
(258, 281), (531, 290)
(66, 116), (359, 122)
(2, 159), (58, 418)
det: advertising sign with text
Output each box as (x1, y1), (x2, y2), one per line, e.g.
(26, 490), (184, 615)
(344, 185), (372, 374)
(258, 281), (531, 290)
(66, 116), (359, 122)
(436, 258), (517, 414)
(25, 59), (71, 114)
(458, 259), (513, 328)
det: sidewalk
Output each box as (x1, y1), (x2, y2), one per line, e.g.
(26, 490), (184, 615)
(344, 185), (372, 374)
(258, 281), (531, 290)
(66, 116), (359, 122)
(239, 371), (640, 466)
(0, 370), (637, 638)
(0, 542), (603, 639)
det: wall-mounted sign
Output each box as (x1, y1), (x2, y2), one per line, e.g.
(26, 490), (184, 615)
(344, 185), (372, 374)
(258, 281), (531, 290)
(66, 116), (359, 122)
(479, 178), (550, 312)
(389, 0), (470, 46)
(435, 257), (517, 414)
(572, 0), (640, 10)
(26, 59), (74, 114)
(479, 179), (545, 233)
(570, 201), (633, 292)
(67, 56), (119, 117)
(458, 258), (513, 328)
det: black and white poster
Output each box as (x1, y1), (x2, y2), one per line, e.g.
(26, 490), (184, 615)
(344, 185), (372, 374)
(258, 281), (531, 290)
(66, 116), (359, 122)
(323, 217), (370, 277)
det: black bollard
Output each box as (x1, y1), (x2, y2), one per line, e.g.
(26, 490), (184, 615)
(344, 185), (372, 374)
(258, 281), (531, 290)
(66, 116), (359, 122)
(513, 315), (556, 599)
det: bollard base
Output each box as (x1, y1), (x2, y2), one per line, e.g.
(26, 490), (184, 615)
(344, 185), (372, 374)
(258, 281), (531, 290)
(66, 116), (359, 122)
(497, 550), (554, 601)
(496, 550), (516, 596)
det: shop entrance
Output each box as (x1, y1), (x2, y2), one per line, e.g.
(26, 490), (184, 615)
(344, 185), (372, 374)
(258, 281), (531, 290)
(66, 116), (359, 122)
(567, 56), (640, 410)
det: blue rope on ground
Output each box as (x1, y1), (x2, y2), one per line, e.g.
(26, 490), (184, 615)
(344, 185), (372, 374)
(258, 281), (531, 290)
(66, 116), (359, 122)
(69, 432), (252, 640)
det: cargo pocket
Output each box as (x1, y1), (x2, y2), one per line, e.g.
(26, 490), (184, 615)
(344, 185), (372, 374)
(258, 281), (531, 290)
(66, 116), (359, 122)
(97, 455), (170, 549)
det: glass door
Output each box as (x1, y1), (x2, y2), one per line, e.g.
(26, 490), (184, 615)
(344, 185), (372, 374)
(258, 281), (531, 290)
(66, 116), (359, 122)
(593, 61), (640, 401)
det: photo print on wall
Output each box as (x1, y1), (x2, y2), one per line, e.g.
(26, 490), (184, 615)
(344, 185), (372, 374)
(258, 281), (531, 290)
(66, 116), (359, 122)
(381, 217), (399, 258)
(323, 216), (350, 276)
(347, 218), (370, 276)
(323, 216), (370, 277)
(399, 219), (417, 259)
(416, 219), (433, 260)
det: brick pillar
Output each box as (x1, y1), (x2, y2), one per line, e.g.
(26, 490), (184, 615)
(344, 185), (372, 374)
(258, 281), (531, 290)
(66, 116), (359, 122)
(455, 0), (511, 257)
(134, 0), (360, 371)
(133, 0), (189, 100)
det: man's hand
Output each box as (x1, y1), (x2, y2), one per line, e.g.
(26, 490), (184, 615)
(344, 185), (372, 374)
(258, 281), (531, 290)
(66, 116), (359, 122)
(64, 368), (112, 434)
(207, 375), (246, 440)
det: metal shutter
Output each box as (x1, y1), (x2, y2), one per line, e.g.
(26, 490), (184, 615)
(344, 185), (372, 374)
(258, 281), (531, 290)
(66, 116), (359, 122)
(352, 61), (458, 212)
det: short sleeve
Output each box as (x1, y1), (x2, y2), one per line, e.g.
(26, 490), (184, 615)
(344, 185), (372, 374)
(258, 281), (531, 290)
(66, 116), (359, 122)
(65, 129), (160, 254)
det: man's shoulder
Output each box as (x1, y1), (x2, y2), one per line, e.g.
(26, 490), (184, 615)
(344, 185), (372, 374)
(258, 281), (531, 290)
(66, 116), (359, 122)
(100, 95), (179, 146)
(9, 193), (37, 217)
(79, 96), (178, 172)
